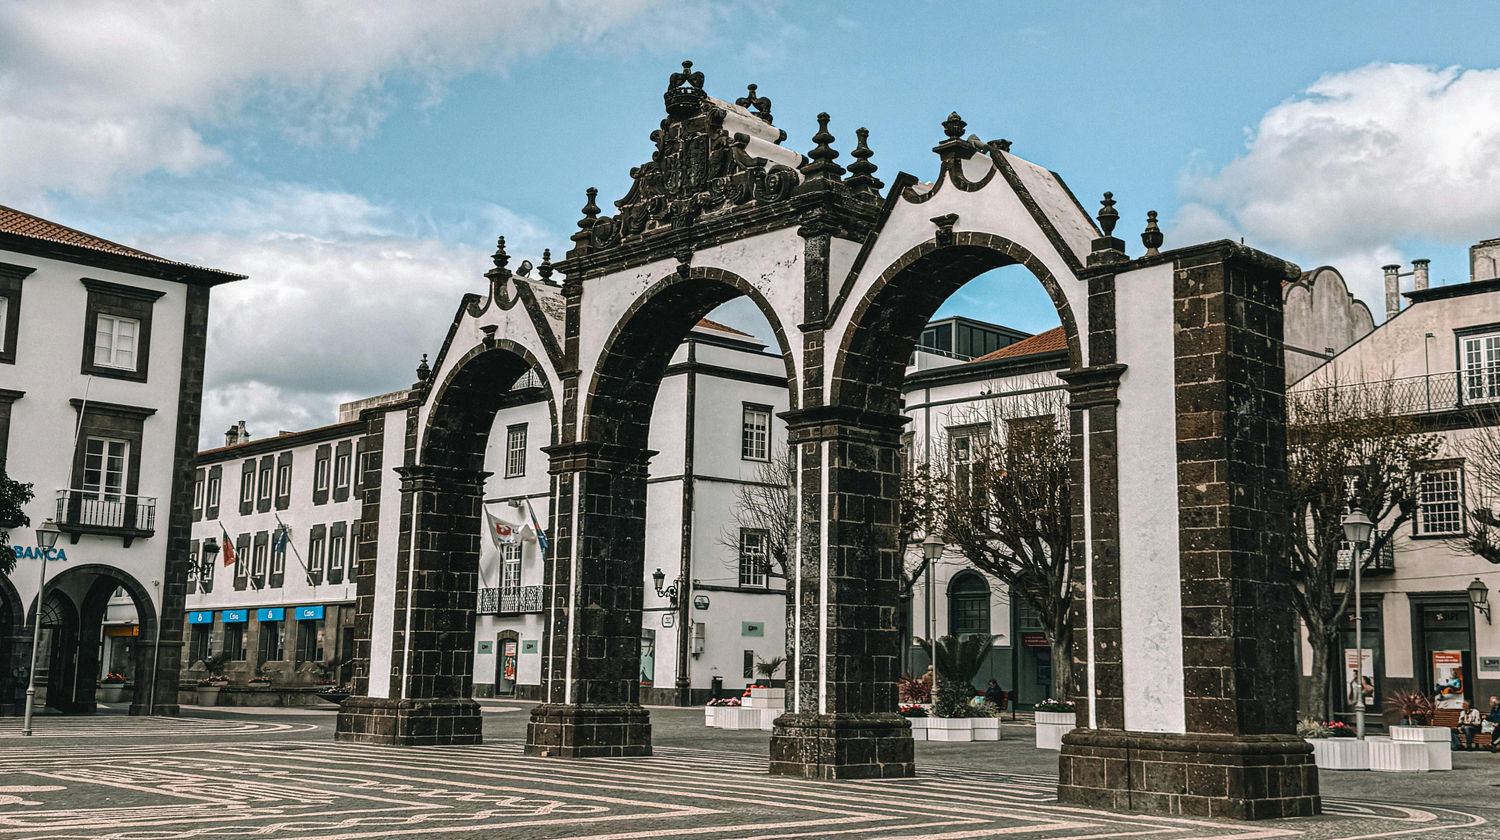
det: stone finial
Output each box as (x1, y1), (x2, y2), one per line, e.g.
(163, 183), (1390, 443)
(736, 83), (773, 123)
(844, 127), (883, 195)
(538, 248), (554, 282)
(580, 188), (600, 226)
(490, 236), (509, 271)
(1096, 193), (1119, 238)
(942, 112), (967, 140)
(665, 60), (707, 117)
(415, 353), (430, 383)
(1141, 211), (1163, 256)
(800, 112), (845, 180)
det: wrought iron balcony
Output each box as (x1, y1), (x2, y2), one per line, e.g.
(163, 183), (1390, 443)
(477, 585), (543, 615)
(1292, 371), (1464, 418)
(1335, 534), (1396, 576)
(55, 489), (156, 546)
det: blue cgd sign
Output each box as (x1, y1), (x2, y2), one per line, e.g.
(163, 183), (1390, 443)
(221, 609), (248, 623)
(257, 608), (284, 622)
(188, 611), (213, 624)
(294, 605), (324, 620)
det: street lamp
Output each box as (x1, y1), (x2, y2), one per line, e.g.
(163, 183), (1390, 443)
(651, 567), (681, 608)
(22, 519), (62, 737)
(200, 538), (220, 590)
(1468, 578), (1491, 624)
(1341, 508), (1374, 739)
(922, 532), (945, 702)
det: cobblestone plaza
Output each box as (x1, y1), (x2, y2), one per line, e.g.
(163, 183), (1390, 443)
(0, 704), (1492, 839)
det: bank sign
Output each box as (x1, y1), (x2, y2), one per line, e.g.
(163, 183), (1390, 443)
(15, 545), (67, 561)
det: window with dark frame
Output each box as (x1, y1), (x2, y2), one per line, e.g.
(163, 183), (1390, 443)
(948, 572), (991, 636)
(258, 620), (283, 661)
(296, 620), (321, 663)
(276, 462), (291, 497)
(335, 451), (350, 488)
(505, 424), (527, 478)
(0, 262), (31, 365)
(224, 624), (246, 660)
(741, 404), (770, 461)
(739, 529), (769, 588)
(1416, 466), (1465, 536)
(207, 473), (220, 509)
(309, 532), (326, 576)
(189, 624), (212, 663)
(1463, 331), (1500, 404)
(79, 278), (163, 382)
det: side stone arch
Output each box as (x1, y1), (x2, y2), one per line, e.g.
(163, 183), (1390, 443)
(31, 563), (159, 714)
(0, 573), (25, 714)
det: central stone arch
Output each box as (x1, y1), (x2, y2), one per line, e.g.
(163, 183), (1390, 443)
(340, 62), (1316, 819)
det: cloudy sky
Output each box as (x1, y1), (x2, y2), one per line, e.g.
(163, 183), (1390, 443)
(5, 0), (1500, 445)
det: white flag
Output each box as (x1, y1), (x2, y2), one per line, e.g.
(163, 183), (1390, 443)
(484, 506), (518, 547)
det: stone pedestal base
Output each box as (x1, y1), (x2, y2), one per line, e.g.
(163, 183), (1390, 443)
(334, 696), (482, 745)
(1059, 729), (1319, 819)
(524, 703), (651, 757)
(129, 702), (180, 716)
(769, 712), (915, 779)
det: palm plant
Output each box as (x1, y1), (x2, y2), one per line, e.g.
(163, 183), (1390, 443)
(753, 655), (786, 684)
(917, 633), (997, 717)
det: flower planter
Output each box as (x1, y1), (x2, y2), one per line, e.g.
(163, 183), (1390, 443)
(1035, 710), (1074, 751)
(1369, 736), (1433, 772)
(970, 717), (1000, 741)
(906, 717), (929, 741)
(1390, 725), (1452, 771)
(704, 706), (716, 727)
(926, 717), (973, 742)
(97, 684), (125, 704)
(196, 686), (221, 707)
(1308, 737), (1368, 770)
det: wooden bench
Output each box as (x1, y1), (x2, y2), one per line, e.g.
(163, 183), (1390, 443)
(1432, 708), (1494, 749)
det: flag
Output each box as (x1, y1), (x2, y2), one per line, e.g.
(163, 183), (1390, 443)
(273, 524), (291, 554)
(526, 499), (549, 555)
(220, 524), (236, 566)
(484, 506), (518, 548)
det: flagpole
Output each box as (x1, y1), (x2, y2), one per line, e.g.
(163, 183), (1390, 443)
(273, 513), (312, 585)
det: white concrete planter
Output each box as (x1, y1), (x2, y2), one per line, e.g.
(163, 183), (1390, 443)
(717, 707), (759, 730)
(704, 706), (716, 727)
(758, 708), (778, 730)
(926, 717), (974, 742)
(1369, 736), (1432, 772)
(905, 717), (928, 741)
(1035, 711), (1074, 751)
(97, 685), (125, 704)
(1308, 737), (1368, 770)
(196, 686), (222, 707)
(1390, 726), (1452, 771)
(970, 717), (1000, 741)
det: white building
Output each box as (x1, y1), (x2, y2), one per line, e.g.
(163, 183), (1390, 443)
(1292, 239), (1500, 715)
(0, 204), (241, 715)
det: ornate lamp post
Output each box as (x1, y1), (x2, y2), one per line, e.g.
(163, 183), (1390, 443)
(22, 519), (62, 736)
(1341, 509), (1374, 739)
(652, 567), (690, 705)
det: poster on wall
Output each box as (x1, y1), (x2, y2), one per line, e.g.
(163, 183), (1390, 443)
(1433, 650), (1466, 709)
(640, 630), (656, 687)
(1343, 649), (1374, 707)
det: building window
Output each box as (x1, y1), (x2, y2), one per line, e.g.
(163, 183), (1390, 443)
(80, 278), (161, 382)
(271, 530), (286, 575)
(948, 572), (991, 636)
(505, 424), (527, 478)
(224, 624), (246, 660)
(1464, 332), (1500, 404)
(329, 532), (345, 575)
(742, 405), (770, 461)
(314, 457), (330, 495)
(0, 263), (29, 365)
(739, 529), (769, 588)
(949, 423), (990, 498)
(193, 475), (204, 510)
(258, 463), (272, 503)
(501, 542), (522, 591)
(334, 451), (350, 488)
(207, 475), (221, 508)
(251, 540), (267, 578)
(240, 472), (255, 505)
(198, 542), (215, 590)
(309, 533), (326, 575)
(82, 437), (128, 500)
(258, 621), (283, 662)
(189, 624), (212, 663)
(296, 620), (321, 663)
(276, 463), (291, 497)
(93, 314), (140, 370)
(1416, 467), (1464, 536)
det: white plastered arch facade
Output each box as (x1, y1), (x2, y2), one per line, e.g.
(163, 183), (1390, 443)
(339, 64), (1318, 819)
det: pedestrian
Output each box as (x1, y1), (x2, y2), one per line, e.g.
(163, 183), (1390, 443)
(984, 679), (1005, 710)
(1457, 701), (1482, 750)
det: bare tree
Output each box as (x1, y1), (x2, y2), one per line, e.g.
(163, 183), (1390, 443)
(919, 388), (1076, 701)
(1450, 408), (1500, 563)
(1287, 377), (1440, 719)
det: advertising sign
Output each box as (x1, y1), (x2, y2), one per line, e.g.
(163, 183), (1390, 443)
(256, 607), (285, 622)
(1343, 648), (1374, 707)
(294, 605), (324, 620)
(502, 640), (518, 683)
(1433, 650), (1466, 709)
(221, 609), (248, 623)
(188, 611), (213, 625)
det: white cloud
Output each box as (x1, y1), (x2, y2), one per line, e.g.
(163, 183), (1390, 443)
(0, 0), (699, 204)
(1175, 62), (1500, 314)
(128, 184), (555, 446)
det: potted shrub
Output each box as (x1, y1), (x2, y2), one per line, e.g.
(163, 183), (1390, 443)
(900, 703), (930, 740)
(916, 634), (997, 742)
(247, 666), (272, 690)
(97, 672), (126, 704)
(1300, 716), (1368, 770)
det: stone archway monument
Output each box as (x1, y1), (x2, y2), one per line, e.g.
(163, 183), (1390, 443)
(338, 62), (1317, 820)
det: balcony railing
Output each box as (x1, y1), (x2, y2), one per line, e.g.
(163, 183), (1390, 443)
(55, 489), (156, 545)
(477, 585), (543, 615)
(1292, 371), (1465, 418)
(1335, 533), (1396, 575)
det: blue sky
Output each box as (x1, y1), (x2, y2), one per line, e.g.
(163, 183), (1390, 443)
(5, 1), (1500, 443)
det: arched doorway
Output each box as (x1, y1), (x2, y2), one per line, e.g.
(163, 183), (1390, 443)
(0, 574), (23, 715)
(29, 564), (156, 714)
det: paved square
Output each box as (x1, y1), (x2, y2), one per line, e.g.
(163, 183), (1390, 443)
(0, 706), (1491, 839)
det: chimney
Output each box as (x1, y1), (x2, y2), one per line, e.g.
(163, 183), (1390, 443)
(1413, 258), (1430, 291)
(1383, 264), (1401, 322)
(223, 420), (250, 446)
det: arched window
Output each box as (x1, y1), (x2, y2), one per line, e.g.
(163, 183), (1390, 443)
(948, 572), (990, 636)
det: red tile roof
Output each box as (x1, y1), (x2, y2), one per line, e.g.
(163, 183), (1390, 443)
(969, 326), (1067, 363)
(0, 204), (244, 279)
(695, 317), (753, 337)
